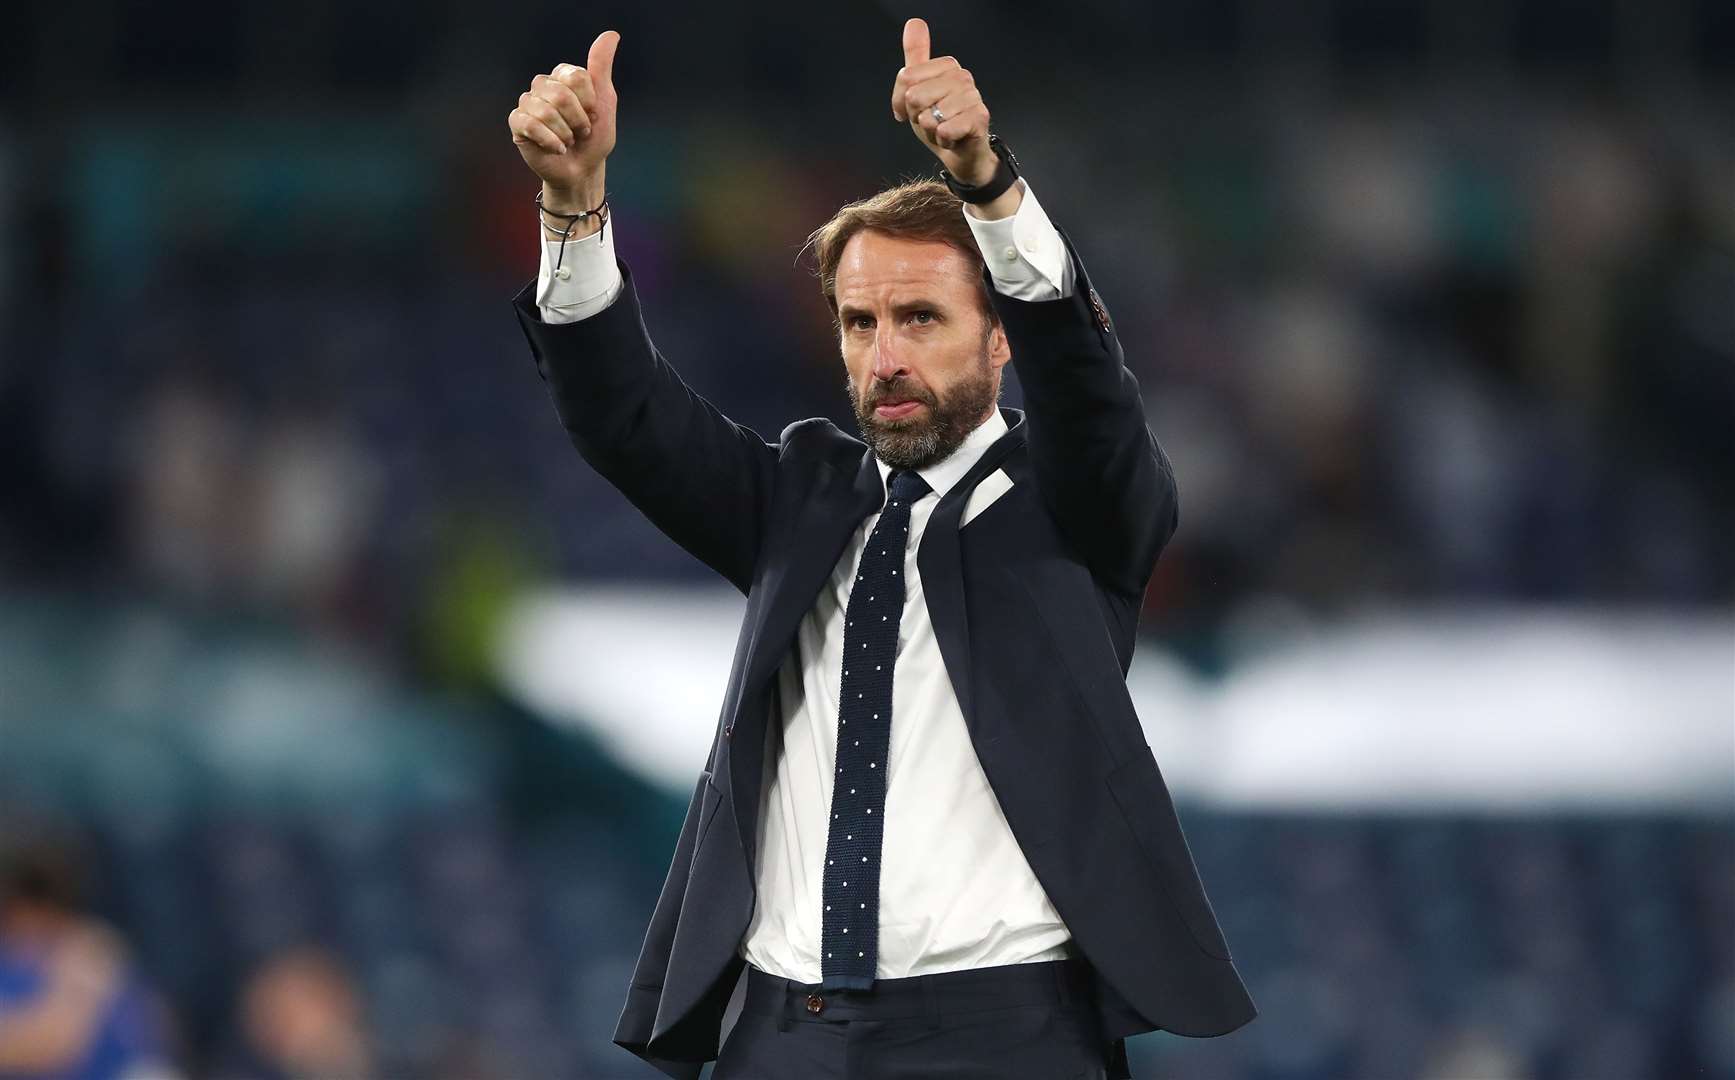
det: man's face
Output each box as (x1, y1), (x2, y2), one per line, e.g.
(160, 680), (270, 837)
(835, 230), (1011, 471)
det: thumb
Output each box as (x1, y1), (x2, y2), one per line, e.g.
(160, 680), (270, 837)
(587, 29), (621, 94)
(902, 18), (929, 66)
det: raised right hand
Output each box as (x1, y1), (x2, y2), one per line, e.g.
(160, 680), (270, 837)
(509, 30), (620, 198)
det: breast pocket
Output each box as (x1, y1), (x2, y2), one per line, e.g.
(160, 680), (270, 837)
(1104, 746), (1232, 960)
(960, 468), (1016, 528)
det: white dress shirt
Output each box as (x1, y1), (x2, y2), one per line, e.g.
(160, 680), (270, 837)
(534, 177), (1080, 982)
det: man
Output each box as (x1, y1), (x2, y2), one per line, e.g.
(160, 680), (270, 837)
(0, 832), (179, 1080)
(506, 18), (1256, 1079)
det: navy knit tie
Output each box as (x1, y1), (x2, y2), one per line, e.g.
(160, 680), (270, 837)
(819, 466), (931, 991)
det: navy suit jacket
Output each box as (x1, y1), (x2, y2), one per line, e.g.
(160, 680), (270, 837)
(511, 228), (1256, 1079)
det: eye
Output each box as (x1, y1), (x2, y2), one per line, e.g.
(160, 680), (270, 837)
(847, 315), (874, 331)
(910, 310), (935, 325)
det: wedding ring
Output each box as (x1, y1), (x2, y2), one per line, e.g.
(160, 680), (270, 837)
(931, 105), (945, 124)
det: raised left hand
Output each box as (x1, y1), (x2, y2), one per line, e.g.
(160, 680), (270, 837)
(891, 18), (995, 186)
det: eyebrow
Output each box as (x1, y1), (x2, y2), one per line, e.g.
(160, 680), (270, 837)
(837, 300), (944, 322)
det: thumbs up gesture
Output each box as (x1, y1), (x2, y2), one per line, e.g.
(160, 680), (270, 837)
(891, 18), (996, 186)
(509, 30), (621, 204)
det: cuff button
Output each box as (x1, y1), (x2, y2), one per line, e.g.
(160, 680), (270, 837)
(553, 267), (572, 280)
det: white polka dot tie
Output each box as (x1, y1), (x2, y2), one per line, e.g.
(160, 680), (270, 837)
(819, 467), (929, 991)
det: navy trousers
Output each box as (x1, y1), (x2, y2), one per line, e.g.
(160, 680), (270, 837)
(713, 958), (1112, 1080)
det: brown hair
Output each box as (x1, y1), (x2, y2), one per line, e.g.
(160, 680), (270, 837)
(804, 178), (995, 325)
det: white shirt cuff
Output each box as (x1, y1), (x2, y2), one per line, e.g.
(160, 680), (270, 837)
(535, 216), (624, 324)
(962, 177), (1075, 301)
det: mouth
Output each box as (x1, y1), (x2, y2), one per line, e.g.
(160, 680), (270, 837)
(874, 399), (924, 419)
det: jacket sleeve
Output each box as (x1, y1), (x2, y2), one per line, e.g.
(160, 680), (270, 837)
(512, 260), (777, 595)
(987, 227), (1179, 597)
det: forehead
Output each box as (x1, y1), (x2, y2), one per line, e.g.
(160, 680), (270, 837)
(834, 230), (977, 305)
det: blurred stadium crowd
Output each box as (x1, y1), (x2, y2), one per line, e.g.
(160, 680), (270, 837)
(1, 0), (1730, 1076)
(3, 0), (1729, 649)
(4, 679), (1730, 1079)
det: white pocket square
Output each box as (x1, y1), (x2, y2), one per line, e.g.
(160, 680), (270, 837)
(960, 468), (1014, 527)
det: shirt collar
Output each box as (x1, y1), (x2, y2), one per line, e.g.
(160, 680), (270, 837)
(873, 405), (1008, 503)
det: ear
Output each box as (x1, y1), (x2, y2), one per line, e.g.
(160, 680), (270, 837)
(987, 318), (1012, 370)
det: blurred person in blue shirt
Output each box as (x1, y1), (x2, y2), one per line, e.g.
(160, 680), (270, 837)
(0, 836), (180, 1080)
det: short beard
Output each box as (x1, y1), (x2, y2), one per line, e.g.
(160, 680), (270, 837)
(846, 339), (999, 472)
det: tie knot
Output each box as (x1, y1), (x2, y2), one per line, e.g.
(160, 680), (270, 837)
(887, 469), (930, 505)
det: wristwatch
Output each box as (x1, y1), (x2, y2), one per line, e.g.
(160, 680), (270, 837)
(940, 134), (1020, 205)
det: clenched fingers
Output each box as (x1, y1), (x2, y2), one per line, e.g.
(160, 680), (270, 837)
(530, 73), (593, 138)
(906, 76), (978, 118)
(517, 91), (575, 148)
(934, 102), (990, 148)
(892, 56), (962, 121)
(548, 65), (600, 110)
(919, 88), (985, 144)
(509, 108), (565, 155)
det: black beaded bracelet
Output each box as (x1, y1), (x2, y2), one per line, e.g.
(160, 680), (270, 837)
(535, 189), (610, 274)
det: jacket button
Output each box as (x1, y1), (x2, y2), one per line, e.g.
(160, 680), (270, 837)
(805, 993), (824, 1014)
(724, 724), (733, 738)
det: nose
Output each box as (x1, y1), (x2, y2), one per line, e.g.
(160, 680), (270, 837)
(871, 330), (907, 382)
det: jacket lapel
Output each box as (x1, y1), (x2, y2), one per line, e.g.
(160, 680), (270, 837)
(746, 407), (1028, 707)
(740, 450), (887, 701)
(916, 409), (1026, 746)
(727, 409), (1028, 863)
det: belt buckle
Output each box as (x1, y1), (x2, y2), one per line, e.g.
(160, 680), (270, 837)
(805, 992), (824, 1015)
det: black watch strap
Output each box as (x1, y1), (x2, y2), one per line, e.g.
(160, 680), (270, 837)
(942, 134), (1019, 205)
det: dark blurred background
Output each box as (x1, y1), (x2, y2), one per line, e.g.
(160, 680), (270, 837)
(1, 0), (1731, 1077)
